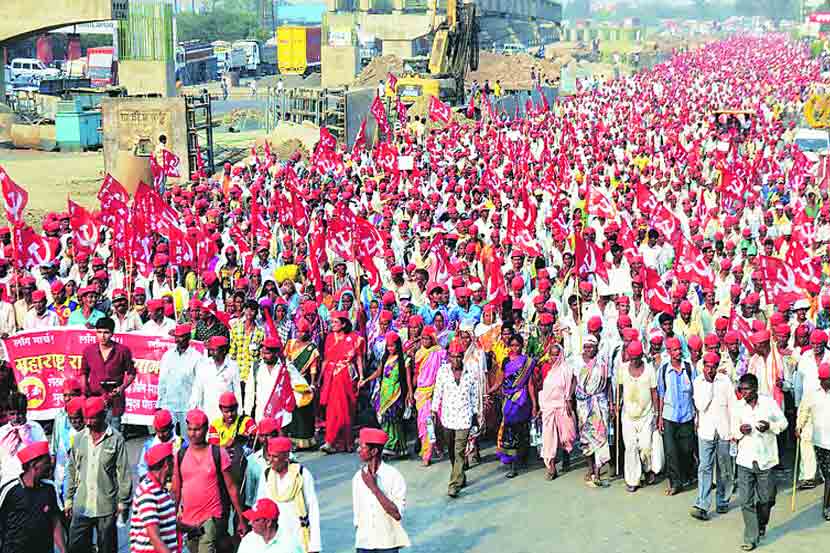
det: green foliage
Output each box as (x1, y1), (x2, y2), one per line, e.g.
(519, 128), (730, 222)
(176, 8), (261, 43)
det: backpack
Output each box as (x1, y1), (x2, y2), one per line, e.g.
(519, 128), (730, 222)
(178, 444), (231, 519)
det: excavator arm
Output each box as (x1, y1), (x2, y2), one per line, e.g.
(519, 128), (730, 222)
(428, 1), (479, 92)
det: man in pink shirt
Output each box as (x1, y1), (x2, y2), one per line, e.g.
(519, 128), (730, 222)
(173, 408), (247, 553)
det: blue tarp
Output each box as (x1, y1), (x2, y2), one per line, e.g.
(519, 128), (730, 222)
(276, 4), (325, 25)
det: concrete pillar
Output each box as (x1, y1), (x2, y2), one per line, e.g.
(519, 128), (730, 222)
(383, 39), (414, 58)
(119, 60), (177, 97)
(321, 45), (360, 88)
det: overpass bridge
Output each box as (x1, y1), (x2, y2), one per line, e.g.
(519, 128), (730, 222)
(0, 0), (128, 44)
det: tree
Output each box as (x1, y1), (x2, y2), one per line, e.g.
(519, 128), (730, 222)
(176, 9), (260, 42)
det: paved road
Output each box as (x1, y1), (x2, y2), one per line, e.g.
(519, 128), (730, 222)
(119, 436), (827, 553)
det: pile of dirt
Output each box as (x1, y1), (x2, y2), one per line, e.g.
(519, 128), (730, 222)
(354, 55), (405, 87)
(406, 95), (474, 127)
(273, 138), (309, 161)
(466, 51), (565, 90)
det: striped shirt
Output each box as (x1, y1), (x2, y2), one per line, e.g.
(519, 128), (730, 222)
(129, 475), (177, 553)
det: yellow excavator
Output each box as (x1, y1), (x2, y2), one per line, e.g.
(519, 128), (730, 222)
(394, 0), (480, 106)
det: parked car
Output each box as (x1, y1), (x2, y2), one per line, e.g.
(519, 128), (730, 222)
(10, 58), (61, 81)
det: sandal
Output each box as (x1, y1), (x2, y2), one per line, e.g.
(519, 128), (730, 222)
(544, 470), (558, 481)
(740, 544), (756, 551)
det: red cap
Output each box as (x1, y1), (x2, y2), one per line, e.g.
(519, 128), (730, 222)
(750, 329), (771, 344)
(359, 427), (389, 446)
(153, 409), (173, 431)
(715, 318), (730, 331)
(704, 334), (720, 347)
(51, 280), (65, 295)
(587, 316), (603, 332)
(257, 417), (280, 435)
(511, 276), (524, 290)
(811, 330), (828, 344)
(385, 331), (399, 346)
(626, 341), (643, 357)
(31, 290), (46, 302)
(186, 408), (208, 426)
(203, 272), (218, 285)
(724, 331), (740, 345)
(687, 335), (702, 351)
(666, 337), (681, 350)
(703, 352), (720, 366)
(144, 441), (174, 467)
(679, 300), (693, 314)
(63, 377), (83, 394)
(17, 441), (49, 465)
(539, 313), (554, 325)
(267, 436), (292, 454)
(218, 391), (238, 408)
(171, 324), (192, 337)
(66, 397), (85, 416)
(819, 363), (830, 380)
(243, 498), (279, 522)
(147, 299), (164, 311)
(83, 396), (106, 418)
(262, 336), (282, 350)
(207, 336), (229, 349)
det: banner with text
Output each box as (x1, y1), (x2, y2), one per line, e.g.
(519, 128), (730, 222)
(2, 329), (202, 426)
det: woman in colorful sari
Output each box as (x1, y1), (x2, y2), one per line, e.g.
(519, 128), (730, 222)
(433, 312), (452, 349)
(491, 333), (535, 478)
(337, 289), (364, 334)
(574, 334), (612, 487)
(413, 325), (446, 466)
(361, 331), (409, 458)
(457, 324), (488, 465)
(367, 309), (393, 377)
(530, 341), (577, 480)
(319, 311), (364, 454)
(283, 318), (320, 450)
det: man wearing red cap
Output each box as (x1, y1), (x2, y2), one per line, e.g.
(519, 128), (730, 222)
(618, 340), (662, 493)
(157, 323), (202, 435)
(257, 436), (321, 552)
(746, 329), (785, 410)
(431, 340), (481, 497)
(796, 362), (830, 521)
(229, 299), (266, 399)
(136, 409), (187, 480)
(111, 288), (142, 333)
(0, 441), (65, 553)
(66, 396), (131, 553)
(353, 428), (410, 552)
(657, 336), (697, 495)
(23, 289), (59, 329)
(142, 299), (176, 336)
(690, 352), (735, 521)
(794, 329), (829, 489)
(67, 285), (104, 328)
(129, 442), (177, 553)
(190, 335), (241, 423)
(241, 417), (281, 509)
(238, 497), (303, 553)
(173, 408), (247, 552)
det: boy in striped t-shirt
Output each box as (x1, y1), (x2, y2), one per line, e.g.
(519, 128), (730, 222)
(130, 442), (178, 553)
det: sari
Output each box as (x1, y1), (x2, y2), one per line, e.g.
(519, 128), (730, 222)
(284, 338), (320, 449)
(413, 345), (446, 462)
(539, 353), (577, 470)
(374, 354), (407, 455)
(496, 354), (535, 464)
(574, 354), (611, 465)
(320, 331), (361, 450)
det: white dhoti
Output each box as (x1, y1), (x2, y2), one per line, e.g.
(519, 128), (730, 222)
(800, 418), (817, 481)
(622, 413), (664, 488)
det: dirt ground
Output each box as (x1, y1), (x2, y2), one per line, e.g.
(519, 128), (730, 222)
(0, 146), (103, 225)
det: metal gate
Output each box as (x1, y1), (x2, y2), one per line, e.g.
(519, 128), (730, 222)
(184, 91), (215, 177)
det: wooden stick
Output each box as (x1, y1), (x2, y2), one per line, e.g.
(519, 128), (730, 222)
(791, 436), (800, 512)
(615, 381), (621, 477)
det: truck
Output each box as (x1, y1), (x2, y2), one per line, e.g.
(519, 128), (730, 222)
(277, 26), (321, 76)
(261, 38), (278, 75)
(232, 40), (262, 76)
(212, 40), (246, 74)
(86, 47), (117, 87)
(794, 127), (830, 181)
(175, 41), (218, 86)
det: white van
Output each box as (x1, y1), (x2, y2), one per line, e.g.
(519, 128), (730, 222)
(794, 128), (830, 177)
(10, 58), (61, 81)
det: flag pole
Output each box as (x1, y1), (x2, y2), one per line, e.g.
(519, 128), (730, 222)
(791, 435), (800, 512)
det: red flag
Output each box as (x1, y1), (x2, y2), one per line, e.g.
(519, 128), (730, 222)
(758, 255), (803, 306)
(0, 167), (28, 226)
(307, 217), (326, 301)
(586, 187), (617, 220)
(14, 224), (53, 269)
(317, 127), (337, 152)
(574, 232), (609, 282)
(386, 72), (397, 92)
(327, 217), (356, 261)
(370, 95), (390, 136)
(353, 118), (367, 156)
(484, 248), (507, 305)
(313, 147), (346, 178)
(133, 182), (183, 238)
(674, 238), (714, 289)
(428, 96), (452, 125)
(162, 150), (181, 178)
(250, 197), (271, 245)
(643, 267), (672, 314)
(396, 96), (408, 127)
(97, 173), (129, 208)
(262, 362), (297, 423)
(355, 217), (384, 259)
(506, 211), (542, 258)
(635, 181), (660, 214)
(375, 141), (398, 174)
(731, 314), (754, 350)
(785, 242), (821, 293)
(68, 199), (99, 257)
(127, 209), (154, 277)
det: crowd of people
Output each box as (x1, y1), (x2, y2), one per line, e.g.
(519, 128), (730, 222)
(0, 33), (827, 552)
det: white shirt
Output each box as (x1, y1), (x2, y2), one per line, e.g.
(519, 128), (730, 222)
(237, 527), (303, 553)
(112, 311), (143, 333)
(352, 463), (410, 551)
(23, 309), (59, 330)
(256, 464), (321, 553)
(157, 345), (204, 412)
(798, 385), (830, 450)
(189, 357), (242, 423)
(693, 373), (734, 441)
(731, 395), (788, 470)
(0, 301), (15, 335)
(244, 360), (305, 426)
(0, 420), (47, 480)
(431, 363), (480, 430)
(141, 317), (176, 336)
